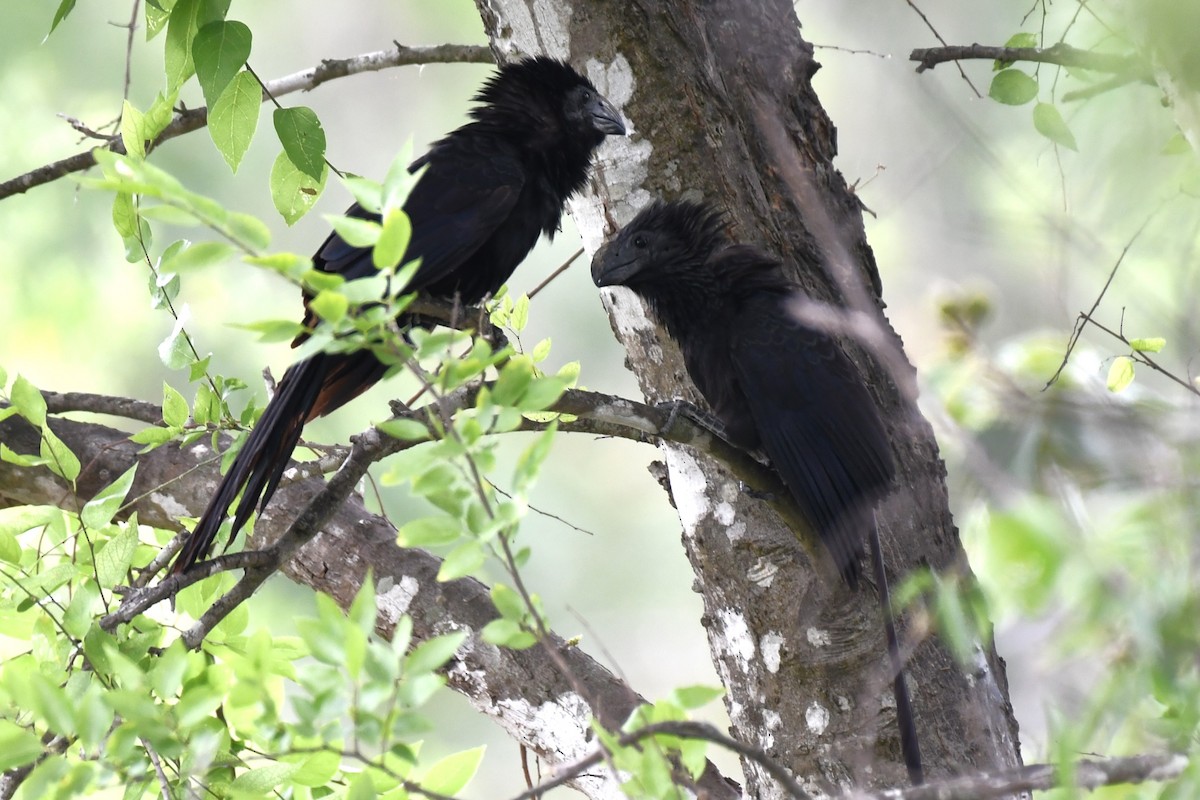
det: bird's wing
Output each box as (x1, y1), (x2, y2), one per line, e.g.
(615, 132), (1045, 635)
(730, 297), (894, 577)
(311, 140), (526, 292)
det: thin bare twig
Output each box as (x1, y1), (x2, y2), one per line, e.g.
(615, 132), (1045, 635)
(527, 248), (585, 299)
(1045, 209), (1160, 390)
(901, 0), (982, 97)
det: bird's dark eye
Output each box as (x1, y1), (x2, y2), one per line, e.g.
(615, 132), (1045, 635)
(580, 90), (592, 102)
(633, 235), (647, 248)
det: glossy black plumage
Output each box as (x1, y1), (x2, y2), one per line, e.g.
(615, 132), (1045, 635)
(172, 57), (625, 574)
(592, 201), (894, 582)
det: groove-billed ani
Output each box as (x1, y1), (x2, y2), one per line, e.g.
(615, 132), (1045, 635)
(172, 57), (626, 574)
(592, 200), (923, 783)
(592, 200), (892, 583)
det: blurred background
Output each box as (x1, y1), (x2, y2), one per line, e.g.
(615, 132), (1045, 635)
(2, 0), (1197, 795)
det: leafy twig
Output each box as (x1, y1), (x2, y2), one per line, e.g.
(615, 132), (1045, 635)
(0, 43), (492, 202)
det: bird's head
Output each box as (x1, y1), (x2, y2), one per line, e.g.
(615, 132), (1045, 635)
(475, 56), (627, 147)
(592, 200), (728, 290)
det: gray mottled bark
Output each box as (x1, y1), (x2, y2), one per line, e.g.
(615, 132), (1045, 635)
(473, 0), (1022, 796)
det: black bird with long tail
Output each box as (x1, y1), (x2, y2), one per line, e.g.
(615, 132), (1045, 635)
(592, 200), (922, 784)
(172, 57), (626, 574)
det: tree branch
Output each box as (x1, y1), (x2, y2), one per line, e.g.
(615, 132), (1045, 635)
(0, 42), (492, 202)
(852, 752), (1187, 800)
(910, 42), (1149, 79)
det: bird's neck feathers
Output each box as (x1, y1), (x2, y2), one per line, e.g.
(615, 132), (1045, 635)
(710, 245), (794, 297)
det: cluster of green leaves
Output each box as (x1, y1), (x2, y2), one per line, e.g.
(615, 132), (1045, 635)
(922, 288), (1200, 796)
(0, 420), (485, 799)
(53, 0), (330, 224)
(593, 687), (723, 800)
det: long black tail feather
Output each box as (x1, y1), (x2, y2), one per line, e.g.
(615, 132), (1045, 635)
(868, 512), (924, 785)
(170, 355), (330, 574)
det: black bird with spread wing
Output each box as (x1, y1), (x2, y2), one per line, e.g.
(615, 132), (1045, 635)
(172, 57), (626, 574)
(592, 200), (922, 784)
(592, 200), (893, 583)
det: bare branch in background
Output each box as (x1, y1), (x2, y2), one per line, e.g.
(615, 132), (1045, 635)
(0, 42), (492, 202)
(910, 42), (1149, 79)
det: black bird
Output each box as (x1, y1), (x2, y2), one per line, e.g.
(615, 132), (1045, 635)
(172, 56), (626, 574)
(592, 201), (923, 784)
(592, 200), (892, 583)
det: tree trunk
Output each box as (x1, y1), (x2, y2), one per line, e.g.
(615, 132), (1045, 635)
(474, 0), (1023, 794)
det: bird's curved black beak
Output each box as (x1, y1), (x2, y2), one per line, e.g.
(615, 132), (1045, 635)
(589, 94), (627, 136)
(591, 242), (637, 286)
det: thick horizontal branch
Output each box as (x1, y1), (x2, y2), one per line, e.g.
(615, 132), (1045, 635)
(0, 42), (493, 202)
(910, 42), (1148, 78)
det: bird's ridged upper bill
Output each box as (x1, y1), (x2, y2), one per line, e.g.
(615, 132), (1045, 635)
(589, 94), (627, 135)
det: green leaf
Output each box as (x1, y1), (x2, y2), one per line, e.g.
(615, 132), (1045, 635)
(229, 763), (300, 794)
(270, 150), (327, 225)
(994, 32), (1038, 69)
(143, 89), (179, 141)
(438, 540), (485, 581)
(81, 465), (138, 530)
(342, 174), (383, 215)
(1129, 337), (1166, 353)
(519, 376), (568, 412)
(480, 618), (537, 649)
(163, 0), (201, 91)
(130, 426), (176, 446)
(397, 516), (461, 548)
(120, 101), (148, 159)
(530, 338), (552, 363)
(405, 630), (467, 675)
(95, 527), (138, 586)
(511, 294), (529, 332)
(162, 382), (189, 427)
(308, 290), (348, 324)
(326, 214), (381, 248)
(168, 241), (235, 275)
(273, 107), (327, 182)
(347, 772), (377, 800)
(245, 251), (312, 278)
(41, 427), (81, 481)
(0, 532), (19, 564)
(208, 70), (261, 172)
(1162, 131), (1190, 155)
(377, 418), (431, 442)
(374, 208), (412, 270)
(12, 375), (47, 426)
(672, 685), (724, 709)
(989, 69), (1038, 105)
(382, 140), (419, 213)
(49, 0), (77, 34)
(348, 577), (377, 635)
(159, 320), (193, 371)
(193, 20), (252, 107)
(419, 747), (485, 796)
(1032, 103), (1078, 151)
(0, 721), (44, 771)
(145, 0), (175, 40)
(1107, 356), (1135, 392)
(112, 192), (138, 238)
(226, 210), (271, 251)
(490, 584), (525, 620)
(231, 318), (307, 342)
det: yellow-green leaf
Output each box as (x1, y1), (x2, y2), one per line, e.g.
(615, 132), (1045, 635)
(1107, 356), (1135, 392)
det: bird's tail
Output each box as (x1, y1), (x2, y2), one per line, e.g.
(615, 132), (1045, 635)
(170, 355), (330, 574)
(867, 511), (924, 785)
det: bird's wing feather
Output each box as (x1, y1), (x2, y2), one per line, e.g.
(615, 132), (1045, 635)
(730, 297), (894, 575)
(312, 142), (526, 290)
